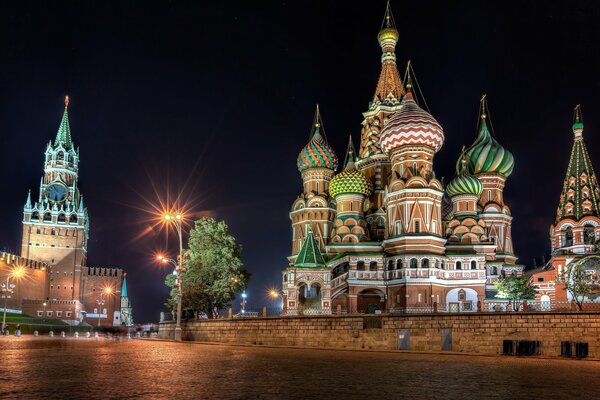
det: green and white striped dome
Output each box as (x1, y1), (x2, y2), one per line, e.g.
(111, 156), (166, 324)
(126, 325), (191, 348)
(447, 148), (483, 197)
(466, 118), (514, 177)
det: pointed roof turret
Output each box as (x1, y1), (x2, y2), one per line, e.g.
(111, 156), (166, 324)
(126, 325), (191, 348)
(294, 228), (327, 268)
(78, 195), (85, 213)
(374, 1), (404, 105)
(54, 96), (73, 150)
(25, 190), (32, 209)
(297, 105), (339, 173)
(555, 105), (600, 222)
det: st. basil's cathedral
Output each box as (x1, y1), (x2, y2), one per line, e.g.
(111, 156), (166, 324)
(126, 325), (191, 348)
(281, 5), (600, 314)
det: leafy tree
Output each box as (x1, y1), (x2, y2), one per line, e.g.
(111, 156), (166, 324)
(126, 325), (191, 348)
(557, 256), (600, 311)
(165, 218), (250, 318)
(494, 276), (537, 311)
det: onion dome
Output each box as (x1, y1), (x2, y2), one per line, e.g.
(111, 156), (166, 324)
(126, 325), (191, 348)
(297, 105), (338, 173)
(447, 147), (483, 197)
(465, 98), (514, 177)
(377, 4), (399, 44)
(329, 137), (373, 198)
(380, 88), (445, 154)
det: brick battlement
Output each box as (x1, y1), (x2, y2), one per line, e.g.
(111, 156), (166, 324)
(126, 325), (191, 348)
(84, 267), (123, 277)
(0, 252), (49, 271)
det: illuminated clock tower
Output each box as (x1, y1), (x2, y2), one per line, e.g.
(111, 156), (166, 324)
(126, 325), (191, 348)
(21, 97), (89, 301)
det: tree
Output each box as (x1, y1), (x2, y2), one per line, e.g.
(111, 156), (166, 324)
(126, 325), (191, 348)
(494, 276), (537, 311)
(557, 256), (600, 311)
(165, 218), (250, 318)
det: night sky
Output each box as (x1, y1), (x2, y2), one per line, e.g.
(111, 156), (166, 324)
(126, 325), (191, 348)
(1, 1), (599, 322)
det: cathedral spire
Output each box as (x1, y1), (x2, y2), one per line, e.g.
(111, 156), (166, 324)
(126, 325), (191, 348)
(374, 1), (404, 104)
(54, 96), (73, 149)
(555, 105), (600, 222)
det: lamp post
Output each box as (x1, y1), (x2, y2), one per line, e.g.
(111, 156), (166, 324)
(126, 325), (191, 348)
(162, 212), (185, 342)
(96, 287), (114, 329)
(241, 291), (247, 314)
(42, 301), (47, 323)
(2, 266), (26, 332)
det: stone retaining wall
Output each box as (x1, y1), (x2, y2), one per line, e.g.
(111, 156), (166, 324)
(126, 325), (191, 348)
(158, 312), (600, 357)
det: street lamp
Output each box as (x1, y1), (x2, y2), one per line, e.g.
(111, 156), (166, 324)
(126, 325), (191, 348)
(162, 211), (185, 342)
(241, 291), (247, 314)
(2, 266), (26, 332)
(96, 287), (114, 328)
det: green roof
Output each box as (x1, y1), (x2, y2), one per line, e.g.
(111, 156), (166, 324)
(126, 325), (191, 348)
(555, 110), (600, 222)
(54, 100), (73, 149)
(121, 275), (128, 297)
(294, 229), (326, 268)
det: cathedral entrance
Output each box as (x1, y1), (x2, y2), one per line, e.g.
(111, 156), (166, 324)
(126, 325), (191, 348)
(357, 289), (386, 313)
(298, 283), (322, 312)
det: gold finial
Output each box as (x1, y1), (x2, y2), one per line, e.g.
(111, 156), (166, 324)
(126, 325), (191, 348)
(574, 104), (582, 123)
(480, 94), (487, 120)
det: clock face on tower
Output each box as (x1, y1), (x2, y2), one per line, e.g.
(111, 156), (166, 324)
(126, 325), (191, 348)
(46, 183), (68, 203)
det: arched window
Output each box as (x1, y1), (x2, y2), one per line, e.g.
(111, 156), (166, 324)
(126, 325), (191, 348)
(57, 151), (64, 161)
(357, 261), (365, 271)
(501, 270), (506, 278)
(511, 271), (516, 277)
(283, 274), (287, 282)
(456, 261), (462, 270)
(490, 266), (497, 275)
(410, 258), (418, 268)
(369, 261), (377, 271)
(43, 212), (51, 222)
(31, 212), (39, 221)
(57, 214), (66, 223)
(584, 225), (595, 245)
(422, 258), (429, 268)
(564, 227), (574, 247)
(387, 260), (394, 271)
(458, 289), (466, 301)
(471, 260), (477, 270)
(396, 259), (403, 269)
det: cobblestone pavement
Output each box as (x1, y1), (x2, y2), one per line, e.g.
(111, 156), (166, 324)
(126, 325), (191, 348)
(0, 337), (599, 399)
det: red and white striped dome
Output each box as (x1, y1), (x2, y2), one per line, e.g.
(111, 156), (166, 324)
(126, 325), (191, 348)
(380, 92), (444, 154)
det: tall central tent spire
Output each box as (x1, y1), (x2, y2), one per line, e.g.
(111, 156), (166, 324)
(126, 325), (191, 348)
(555, 105), (600, 222)
(374, 1), (404, 105)
(54, 95), (73, 149)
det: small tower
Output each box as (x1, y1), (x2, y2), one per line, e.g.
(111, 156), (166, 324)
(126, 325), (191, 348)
(380, 81), (446, 255)
(120, 273), (134, 326)
(329, 137), (374, 244)
(282, 228), (332, 315)
(357, 2), (405, 234)
(550, 105), (600, 254)
(21, 96), (89, 302)
(289, 106), (338, 258)
(465, 96), (516, 264)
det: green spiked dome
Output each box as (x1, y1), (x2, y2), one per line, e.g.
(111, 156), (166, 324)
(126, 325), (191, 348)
(329, 137), (373, 198)
(447, 148), (483, 197)
(465, 101), (514, 177)
(297, 106), (339, 173)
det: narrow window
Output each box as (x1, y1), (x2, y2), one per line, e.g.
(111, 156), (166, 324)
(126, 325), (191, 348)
(471, 260), (477, 270)
(414, 220), (420, 233)
(456, 261), (462, 270)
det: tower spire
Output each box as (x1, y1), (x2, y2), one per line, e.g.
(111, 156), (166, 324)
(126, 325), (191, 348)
(343, 135), (357, 170)
(54, 95), (73, 149)
(375, 2), (404, 104)
(25, 190), (32, 209)
(555, 105), (600, 222)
